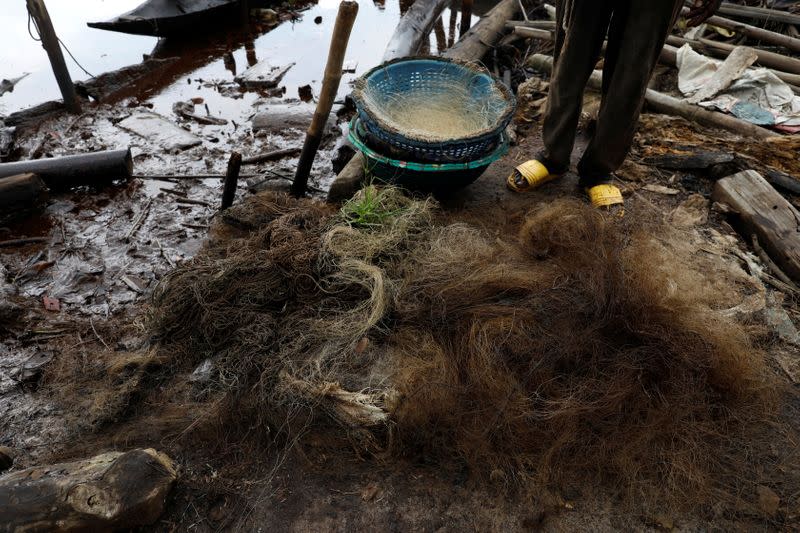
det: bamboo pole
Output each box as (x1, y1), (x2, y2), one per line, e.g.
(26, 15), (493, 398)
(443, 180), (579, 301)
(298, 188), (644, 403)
(25, 0), (81, 114)
(292, 1), (359, 197)
(221, 152), (242, 210)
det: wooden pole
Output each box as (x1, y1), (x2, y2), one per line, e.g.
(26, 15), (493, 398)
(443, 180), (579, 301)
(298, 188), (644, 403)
(221, 152), (242, 210)
(25, 0), (81, 114)
(460, 0), (474, 37)
(702, 13), (800, 54)
(434, 16), (447, 53)
(448, 4), (458, 48)
(527, 54), (777, 139)
(716, 2), (800, 26)
(291, 1), (359, 198)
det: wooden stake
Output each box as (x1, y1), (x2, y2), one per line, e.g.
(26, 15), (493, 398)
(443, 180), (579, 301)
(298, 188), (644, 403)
(221, 152), (243, 210)
(292, 1), (359, 198)
(460, 0), (474, 37)
(25, 0), (81, 114)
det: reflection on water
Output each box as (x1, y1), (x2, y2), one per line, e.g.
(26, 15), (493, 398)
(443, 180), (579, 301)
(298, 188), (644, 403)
(0, 0), (477, 117)
(0, 0), (156, 114)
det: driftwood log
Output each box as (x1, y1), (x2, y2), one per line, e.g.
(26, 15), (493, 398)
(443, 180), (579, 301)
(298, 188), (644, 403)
(527, 54), (777, 139)
(0, 149), (133, 190)
(0, 173), (47, 222)
(0, 448), (176, 532)
(75, 57), (180, 102)
(292, 1), (359, 197)
(383, 0), (450, 61)
(3, 101), (64, 131)
(713, 170), (800, 282)
(328, 0), (523, 202)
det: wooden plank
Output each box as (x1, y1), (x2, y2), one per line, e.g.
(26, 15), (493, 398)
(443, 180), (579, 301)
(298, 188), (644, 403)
(713, 170), (800, 282)
(117, 112), (202, 151)
(235, 61), (294, 89)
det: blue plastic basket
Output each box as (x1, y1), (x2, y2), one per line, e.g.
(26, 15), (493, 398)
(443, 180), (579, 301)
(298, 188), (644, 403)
(352, 57), (515, 164)
(348, 118), (508, 192)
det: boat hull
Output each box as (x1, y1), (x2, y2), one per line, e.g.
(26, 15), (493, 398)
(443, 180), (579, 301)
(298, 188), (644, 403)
(87, 0), (243, 38)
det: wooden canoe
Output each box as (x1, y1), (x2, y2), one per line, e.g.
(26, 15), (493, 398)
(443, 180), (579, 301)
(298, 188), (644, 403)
(87, 0), (244, 37)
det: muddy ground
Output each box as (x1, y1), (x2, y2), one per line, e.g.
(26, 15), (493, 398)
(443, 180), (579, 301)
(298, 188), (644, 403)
(2, 116), (799, 531)
(2, 1), (800, 532)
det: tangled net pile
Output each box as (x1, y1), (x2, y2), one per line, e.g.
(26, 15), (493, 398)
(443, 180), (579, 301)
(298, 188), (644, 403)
(145, 187), (776, 507)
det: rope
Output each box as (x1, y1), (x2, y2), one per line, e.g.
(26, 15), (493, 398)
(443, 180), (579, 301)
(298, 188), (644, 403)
(27, 9), (95, 79)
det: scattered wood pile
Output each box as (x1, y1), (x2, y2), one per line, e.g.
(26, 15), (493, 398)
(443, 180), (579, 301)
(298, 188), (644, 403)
(501, 1), (800, 287)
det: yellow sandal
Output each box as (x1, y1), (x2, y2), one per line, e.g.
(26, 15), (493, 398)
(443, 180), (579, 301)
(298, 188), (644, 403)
(586, 183), (625, 217)
(507, 160), (562, 193)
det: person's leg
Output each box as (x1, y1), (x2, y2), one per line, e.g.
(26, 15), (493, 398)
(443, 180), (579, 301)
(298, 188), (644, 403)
(538, 0), (614, 174)
(508, 0), (612, 193)
(577, 0), (684, 186)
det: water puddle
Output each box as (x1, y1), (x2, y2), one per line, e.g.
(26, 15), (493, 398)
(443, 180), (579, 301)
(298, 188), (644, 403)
(0, 0), (500, 461)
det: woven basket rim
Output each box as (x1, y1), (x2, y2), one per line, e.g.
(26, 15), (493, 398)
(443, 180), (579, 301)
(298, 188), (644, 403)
(351, 56), (516, 146)
(348, 117), (508, 171)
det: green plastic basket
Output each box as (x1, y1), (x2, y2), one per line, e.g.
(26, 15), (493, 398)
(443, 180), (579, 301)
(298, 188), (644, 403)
(348, 118), (508, 191)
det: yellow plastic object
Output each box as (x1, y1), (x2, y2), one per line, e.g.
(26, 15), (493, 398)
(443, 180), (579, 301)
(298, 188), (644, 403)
(507, 160), (558, 192)
(586, 184), (624, 215)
